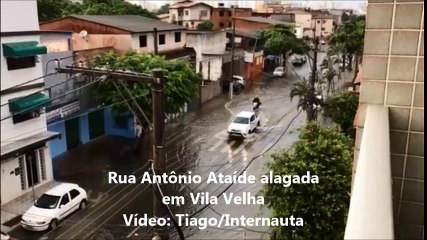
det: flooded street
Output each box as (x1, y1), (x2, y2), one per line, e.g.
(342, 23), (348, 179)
(10, 59), (321, 240)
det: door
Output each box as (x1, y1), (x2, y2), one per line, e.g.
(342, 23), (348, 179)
(25, 151), (39, 188)
(58, 193), (72, 220)
(65, 118), (80, 150)
(88, 110), (105, 140)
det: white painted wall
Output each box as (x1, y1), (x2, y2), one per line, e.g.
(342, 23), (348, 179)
(1, 158), (23, 204)
(186, 5), (211, 21)
(186, 31), (226, 81)
(1, 36), (45, 90)
(294, 25), (304, 39)
(1, 35), (47, 143)
(312, 18), (334, 37)
(1, 0), (39, 32)
(131, 31), (186, 53)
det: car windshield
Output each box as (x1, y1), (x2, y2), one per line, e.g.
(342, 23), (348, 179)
(34, 194), (60, 209)
(233, 117), (249, 124)
(275, 67), (283, 72)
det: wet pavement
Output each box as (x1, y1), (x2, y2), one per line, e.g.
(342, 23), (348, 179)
(9, 60), (319, 240)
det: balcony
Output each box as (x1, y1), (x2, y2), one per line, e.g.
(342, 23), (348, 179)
(345, 105), (394, 239)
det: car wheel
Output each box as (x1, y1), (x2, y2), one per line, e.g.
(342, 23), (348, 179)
(50, 219), (58, 230)
(80, 200), (87, 210)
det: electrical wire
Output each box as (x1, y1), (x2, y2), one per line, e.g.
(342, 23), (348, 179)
(1, 75), (102, 122)
(150, 162), (185, 240)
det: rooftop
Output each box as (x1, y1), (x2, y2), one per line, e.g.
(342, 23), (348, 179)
(234, 16), (294, 25)
(49, 15), (186, 33)
(170, 0), (212, 9)
(225, 28), (260, 39)
(237, 111), (255, 118)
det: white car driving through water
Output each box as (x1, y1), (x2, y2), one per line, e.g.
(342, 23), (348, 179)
(21, 183), (87, 231)
(228, 111), (261, 137)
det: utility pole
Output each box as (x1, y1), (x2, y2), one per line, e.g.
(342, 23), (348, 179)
(229, 6), (236, 99)
(153, 27), (158, 55)
(151, 70), (168, 240)
(56, 66), (169, 239)
(308, 36), (319, 121)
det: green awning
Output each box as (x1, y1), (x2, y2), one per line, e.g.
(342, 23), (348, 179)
(9, 92), (50, 113)
(2, 41), (47, 57)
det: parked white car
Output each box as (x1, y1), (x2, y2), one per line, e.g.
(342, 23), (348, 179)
(273, 67), (285, 77)
(21, 183), (87, 231)
(228, 111), (261, 137)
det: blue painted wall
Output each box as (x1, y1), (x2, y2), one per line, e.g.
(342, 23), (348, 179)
(47, 121), (67, 159)
(104, 106), (135, 139)
(47, 105), (136, 159)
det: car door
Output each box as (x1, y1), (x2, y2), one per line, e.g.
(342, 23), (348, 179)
(249, 114), (256, 130)
(69, 189), (81, 212)
(58, 193), (72, 220)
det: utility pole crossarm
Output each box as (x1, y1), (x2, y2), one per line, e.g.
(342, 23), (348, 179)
(56, 66), (153, 83)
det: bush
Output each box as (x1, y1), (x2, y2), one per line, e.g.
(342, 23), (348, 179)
(261, 122), (353, 239)
(197, 20), (213, 31)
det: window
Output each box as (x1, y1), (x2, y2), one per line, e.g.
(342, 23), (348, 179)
(317, 20), (321, 23)
(185, 10), (189, 16)
(219, 11), (224, 16)
(219, 22), (225, 27)
(159, 34), (166, 45)
(323, 20), (326, 24)
(228, 22), (232, 27)
(12, 109), (41, 124)
(69, 189), (80, 200)
(185, 23), (189, 28)
(250, 115), (255, 122)
(139, 35), (147, 47)
(7, 56), (36, 70)
(191, 21), (194, 26)
(178, 10), (183, 16)
(174, 32), (181, 42)
(228, 11), (232, 17)
(321, 27), (325, 31)
(200, 10), (208, 17)
(60, 194), (70, 206)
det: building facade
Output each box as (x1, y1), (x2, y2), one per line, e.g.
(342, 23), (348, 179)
(354, 0), (424, 238)
(1, 1), (59, 204)
(311, 15), (335, 38)
(210, 7), (252, 30)
(169, 1), (213, 30)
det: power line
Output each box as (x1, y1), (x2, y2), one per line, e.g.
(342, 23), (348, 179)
(1, 75), (102, 122)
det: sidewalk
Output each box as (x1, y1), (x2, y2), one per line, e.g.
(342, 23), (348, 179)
(1, 181), (61, 232)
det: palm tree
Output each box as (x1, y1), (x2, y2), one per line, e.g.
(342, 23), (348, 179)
(320, 55), (339, 95)
(290, 78), (311, 112)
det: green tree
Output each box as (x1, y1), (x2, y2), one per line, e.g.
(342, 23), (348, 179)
(261, 122), (353, 239)
(258, 24), (309, 68)
(320, 54), (339, 95)
(157, 3), (170, 14)
(323, 91), (359, 138)
(329, 15), (365, 72)
(93, 51), (201, 151)
(197, 20), (214, 30)
(37, 0), (157, 22)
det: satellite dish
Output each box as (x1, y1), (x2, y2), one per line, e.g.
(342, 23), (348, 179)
(79, 30), (88, 37)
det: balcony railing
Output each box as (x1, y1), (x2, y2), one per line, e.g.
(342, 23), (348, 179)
(344, 105), (394, 239)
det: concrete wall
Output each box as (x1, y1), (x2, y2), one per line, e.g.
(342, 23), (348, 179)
(234, 19), (271, 30)
(293, 13), (312, 29)
(72, 33), (132, 54)
(41, 33), (76, 106)
(355, 1), (424, 238)
(1, 1), (39, 32)
(200, 81), (221, 104)
(131, 31), (186, 53)
(211, 8), (252, 30)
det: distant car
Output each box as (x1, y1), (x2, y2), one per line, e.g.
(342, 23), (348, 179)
(291, 54), (307, 66)
(21, 183), (87, 231)
(273, 67), (285, 77)
(1, 231), (11, 240)
(228, 111), (261, 137)
(232, 75), (245, 92)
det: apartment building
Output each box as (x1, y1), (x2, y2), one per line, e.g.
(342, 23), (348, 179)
(311, 14), (335, 38)
(1, 1), (59, 204)
(211, 7), (252, 30)
(347, 1), (424, 239)
(169, 0), (213, 30)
